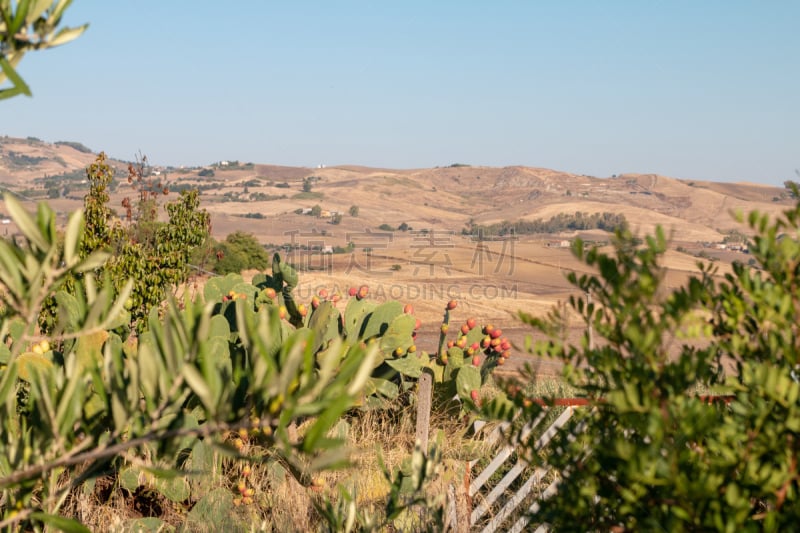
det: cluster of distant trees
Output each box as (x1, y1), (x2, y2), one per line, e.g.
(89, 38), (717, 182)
(54, 140), (93, 153)
(467, 211), (628, 237)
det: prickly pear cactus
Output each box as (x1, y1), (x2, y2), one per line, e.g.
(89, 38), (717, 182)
(205, 255), (508, 410)
(423, 300), (512, 408)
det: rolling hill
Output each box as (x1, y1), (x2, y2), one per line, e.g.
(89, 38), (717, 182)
(1, 135), (792, 374)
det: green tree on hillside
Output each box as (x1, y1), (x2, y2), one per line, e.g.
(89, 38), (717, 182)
(40, 153), (211, 333)
(213, 231), (269, 274)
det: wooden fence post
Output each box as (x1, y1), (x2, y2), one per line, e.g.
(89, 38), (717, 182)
(415, 371), (433, 451)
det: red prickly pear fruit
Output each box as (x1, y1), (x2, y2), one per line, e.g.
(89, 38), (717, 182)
(278, 306), (287, 319)
(491, 337), (502, 347)
(298, 304), (308, 317)
(441, 324), (449, 334)
(403, 303), (414, 314)
(446, 300), (457, 310)
(331, 293), (341, 303)
(500, 340), (511, 351)
(415, 318), (422, 330)
(348, 287), (358, 297)
(502, 350), (511, 358)
(483, 324), (494, 335)
(470, 389), (480, 402)
(357, 285), (369, 299)
(311, 296), (321, 309)
(490, 328), (502, 339)
(466, 317), (477, 329)
(472, 355), (481, 367)
(497, 357), (506, 366)
(456, 337), (467, 349)
(470, 342), (481, 352)
(481, 336), (491, 348)
(447, 340), (455, 349)
(265, 287), (277, 299)
(466, 347), (475, 356)
(460, 324), (470, 335)
(440, 353), (448, 365)
(319, 288), (329, 298)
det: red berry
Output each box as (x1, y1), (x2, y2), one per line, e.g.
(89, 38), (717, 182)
(446, 300), (457, 310)
(466, 318), (477, 329)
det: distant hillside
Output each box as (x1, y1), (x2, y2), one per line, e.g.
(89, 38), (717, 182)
(0, 135), (792, 246)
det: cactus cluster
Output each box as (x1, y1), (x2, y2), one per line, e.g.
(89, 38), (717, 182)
(201, 257), (510, 411)
(425, 300), (512, 407)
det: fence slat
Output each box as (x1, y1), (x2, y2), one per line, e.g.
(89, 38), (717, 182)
(479, 466), (546, 533)
(468, 420), (511, 470)
(508, 476), (561, 533)
(469, 410), (547, 496)
(532, 407), (574, 451)
(471, 460), (527, 524)
(468, 407), (575, 530)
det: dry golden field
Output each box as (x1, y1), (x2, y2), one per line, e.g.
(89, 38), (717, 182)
(1, 136), (790, 375)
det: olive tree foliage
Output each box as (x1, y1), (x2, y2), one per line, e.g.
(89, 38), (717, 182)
(0, 0), (86, 100)
(489, 196), (800, 531)
(0, 196), (378, 531)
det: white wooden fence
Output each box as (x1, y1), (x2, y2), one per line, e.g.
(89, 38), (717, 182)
(444, 402), (587, 532)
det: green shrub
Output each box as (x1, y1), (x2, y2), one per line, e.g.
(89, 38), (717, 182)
(491, 198), (800, 531)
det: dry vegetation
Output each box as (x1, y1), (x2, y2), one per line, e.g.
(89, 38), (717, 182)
(0, 135), (788, 376)
(3, 136), (796, 530)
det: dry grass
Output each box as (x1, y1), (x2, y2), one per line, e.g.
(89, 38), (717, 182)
(51, 400), (493, 532)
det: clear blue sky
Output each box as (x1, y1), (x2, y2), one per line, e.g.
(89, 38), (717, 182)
(3, 1), (799, 184)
